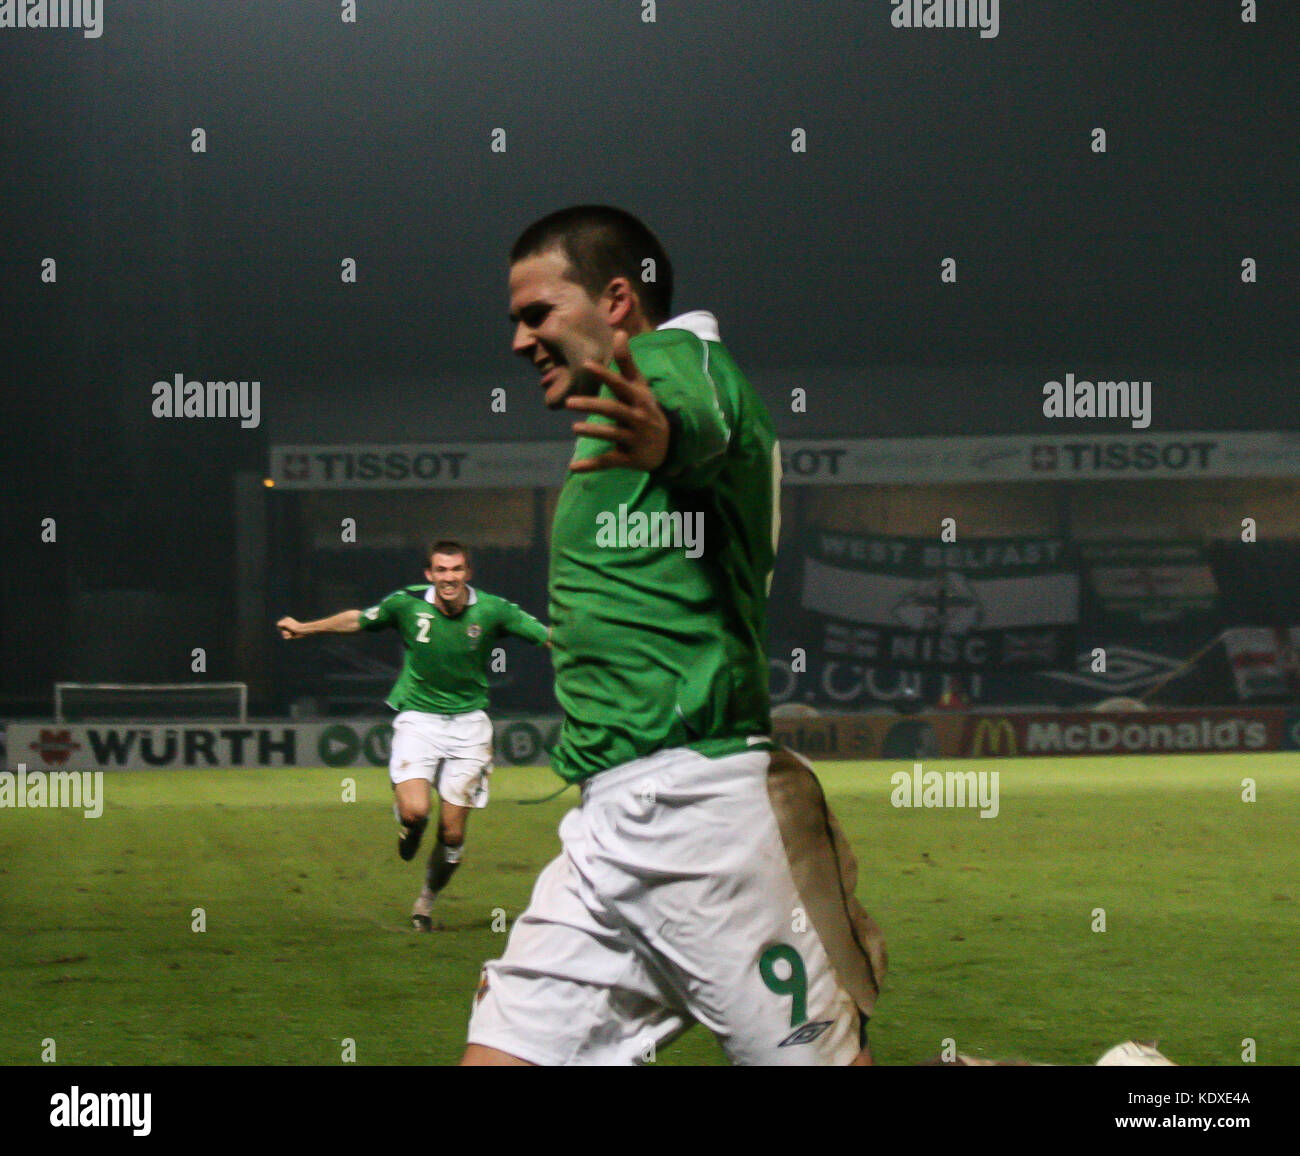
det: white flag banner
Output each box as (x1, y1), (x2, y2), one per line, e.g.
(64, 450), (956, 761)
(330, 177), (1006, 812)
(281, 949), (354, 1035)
(800, 531), (1079, 671)
(1222, 627), (1289, 701)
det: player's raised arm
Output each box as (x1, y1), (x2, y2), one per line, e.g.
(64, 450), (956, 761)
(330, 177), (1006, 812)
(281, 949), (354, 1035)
(490, 597), (551, 648)
(567, 331), (672, 474)
(568, 328), (730, 487)
(276, 609), (363, 639)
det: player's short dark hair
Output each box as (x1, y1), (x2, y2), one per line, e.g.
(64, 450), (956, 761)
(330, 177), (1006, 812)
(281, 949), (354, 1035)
(510, 205), (674, 326)
(427, 539), (470, 566)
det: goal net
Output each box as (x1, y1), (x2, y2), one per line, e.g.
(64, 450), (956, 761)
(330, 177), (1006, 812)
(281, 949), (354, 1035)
(54, 682), (249, 723)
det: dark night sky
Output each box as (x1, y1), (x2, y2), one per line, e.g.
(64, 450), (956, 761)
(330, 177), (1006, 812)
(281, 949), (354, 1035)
(3, 3), (1296, 388)
(1, 0), (1297, 637)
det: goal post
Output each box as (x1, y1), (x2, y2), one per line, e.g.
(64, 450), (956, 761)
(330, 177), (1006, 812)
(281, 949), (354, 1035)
(54, 682), (249, 723)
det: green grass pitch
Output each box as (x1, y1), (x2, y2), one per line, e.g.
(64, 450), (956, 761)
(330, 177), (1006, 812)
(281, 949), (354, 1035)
(2, 753), (1296, 1066)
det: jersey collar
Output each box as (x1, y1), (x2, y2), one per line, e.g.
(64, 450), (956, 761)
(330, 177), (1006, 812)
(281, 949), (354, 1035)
(426, 584), (478, 614)
(657, 310), (720, 342)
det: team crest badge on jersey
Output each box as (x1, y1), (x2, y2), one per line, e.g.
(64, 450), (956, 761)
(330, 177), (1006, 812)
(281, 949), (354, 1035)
(778, 1020), (833, 1047)
(475, 969), (490, 1004)
(467, 624), (482, 639)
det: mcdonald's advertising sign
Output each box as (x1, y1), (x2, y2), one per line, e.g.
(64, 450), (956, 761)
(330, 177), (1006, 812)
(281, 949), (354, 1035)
(959, 707), (1288, 758)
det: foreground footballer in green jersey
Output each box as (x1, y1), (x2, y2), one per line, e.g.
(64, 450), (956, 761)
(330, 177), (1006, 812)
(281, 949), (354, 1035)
(277, 541), (548, 929)
(463, 207), (887, 1066)
(545, 306), (777, 782)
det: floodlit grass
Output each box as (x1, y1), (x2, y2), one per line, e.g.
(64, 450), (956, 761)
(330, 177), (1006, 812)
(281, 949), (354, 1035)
(2, 754), (1296, 1065)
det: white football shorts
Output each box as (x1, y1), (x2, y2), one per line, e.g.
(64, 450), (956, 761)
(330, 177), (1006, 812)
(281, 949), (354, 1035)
(388, 709), (494, 809)
(466, 744), (887, 1065)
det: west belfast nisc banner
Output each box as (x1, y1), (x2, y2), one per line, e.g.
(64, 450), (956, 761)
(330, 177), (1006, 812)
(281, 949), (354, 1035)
(802, 531), (1079, 671)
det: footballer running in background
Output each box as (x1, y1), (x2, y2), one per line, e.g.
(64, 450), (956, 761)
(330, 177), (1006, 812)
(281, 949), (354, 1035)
(277, 540), (549, 930)
(462, 206), (888, 1066)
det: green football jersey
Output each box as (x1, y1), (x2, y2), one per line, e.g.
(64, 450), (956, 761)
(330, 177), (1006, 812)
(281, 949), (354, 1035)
(359, 585), (548, 714)
(548, 311), (780, 782)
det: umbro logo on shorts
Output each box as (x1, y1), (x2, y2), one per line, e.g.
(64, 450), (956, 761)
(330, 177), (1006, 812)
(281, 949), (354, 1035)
(777, 1020), (833, 1047)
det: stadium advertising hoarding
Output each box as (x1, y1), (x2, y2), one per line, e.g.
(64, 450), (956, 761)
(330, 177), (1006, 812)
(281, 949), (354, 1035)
(784, 431), (1300, 484)
(269, 442), (571, 489)
(8, 708), (1297, 770)
(10, 716), (910, 768)
(770, 712), (969, 761)
(801, 530), (1079, 672)
(779, 707), (1298, 759)
(5, 718), (562, 772)
(961, 706), (1294, 757)
(269, 431), (1300, 488)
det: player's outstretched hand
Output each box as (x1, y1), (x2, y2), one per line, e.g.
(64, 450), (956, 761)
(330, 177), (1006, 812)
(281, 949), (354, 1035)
(567, 331), (671, 473)
(277, 617), (305, 639)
